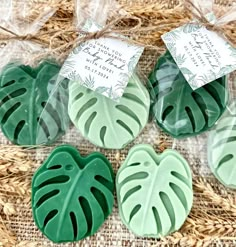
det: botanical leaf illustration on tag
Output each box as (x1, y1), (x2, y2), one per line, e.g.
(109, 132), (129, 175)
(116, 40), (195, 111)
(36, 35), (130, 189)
(116, 144), (193, 238)
(82, 75), (95, 89)
(32, 145), (114, 243)
(175, 54), (186, 66)
(60, 19), (144, 101)
(128, 49), (144, 71)
(162, 16), (236, 89)
(59, 58), (77, 79)
(182, 24), (201, 34)
(163, 32), (180, 42)
(228, 44), (236, 58)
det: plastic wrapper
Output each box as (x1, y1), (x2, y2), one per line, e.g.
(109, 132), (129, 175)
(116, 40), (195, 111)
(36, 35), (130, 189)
(149, 50), (229, 139)
(0, 0), (70, 146)
(0, 0), (56, 68)
(149, 0), (236, 187)
(172, 73), (235, 178)
(41, 0), (151, 150)
(74, 0), (124, 27)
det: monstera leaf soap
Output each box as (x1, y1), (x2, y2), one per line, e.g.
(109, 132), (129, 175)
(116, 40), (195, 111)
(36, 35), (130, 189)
(32, 145), (114, 243)
(116, 144), (193, 238)
(68, 75), (150, 149)
(0, 61), (68, 145)
(149, 51), (228, 138)
(208, 102), (236, 189)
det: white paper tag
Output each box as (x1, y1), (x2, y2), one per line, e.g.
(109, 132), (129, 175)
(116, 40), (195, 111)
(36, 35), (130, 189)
(60, 20), (144, 101)
(162, 19), (236, 90)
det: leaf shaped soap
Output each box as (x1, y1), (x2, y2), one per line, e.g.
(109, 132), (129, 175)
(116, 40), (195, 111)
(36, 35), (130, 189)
(0, 61), (68, 145)
(149, 51), (228, 138)
(32, 145), (114, 243)
(116, 144), (193, 238)
(208, 102), (236, 188)
(68, 76), (150, 149)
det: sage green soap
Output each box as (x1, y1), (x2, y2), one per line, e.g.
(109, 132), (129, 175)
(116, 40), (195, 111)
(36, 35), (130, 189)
(208, 101), (236, 189)
(68, 76), (150, 149)
(116, 144), (193, 238)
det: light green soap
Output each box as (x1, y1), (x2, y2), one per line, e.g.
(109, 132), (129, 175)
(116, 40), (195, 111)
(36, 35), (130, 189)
(116, 144), (193, 238)
(68, 76), (150, 149)
(208, 101), (236, 189)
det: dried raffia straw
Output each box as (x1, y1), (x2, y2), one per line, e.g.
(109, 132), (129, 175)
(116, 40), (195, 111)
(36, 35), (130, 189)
(0, 0), (235, 63)
(15, 241), (40, 247)
(0, 145), (34, 246)
(185, 0), (236, 47)
(185, 215), (236, 237)
(0, 145), (33, 209)
(0, 215), (16, 247)
(193, 178), (236, 215)
(160, 232), (214, 247)
(121, 2), (236, 47)
(0, 0), (232, 57)
(0, 145), (35, 177)
(0, 176), (32, 198)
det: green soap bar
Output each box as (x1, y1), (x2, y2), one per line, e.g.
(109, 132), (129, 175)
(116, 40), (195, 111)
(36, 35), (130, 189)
(116, 144), (193, 238)
(0, 61), (68, 145)
(32, 145), (114, 243)
(68, 75), (150, 149)
(149, 51), (228, 138)
(208, 102), (236, 189)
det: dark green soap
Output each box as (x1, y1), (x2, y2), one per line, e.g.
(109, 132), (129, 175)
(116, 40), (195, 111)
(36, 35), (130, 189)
(149, 51), (229, 138)
(32, 145), (114, 243)
(0, 61), (68, 145)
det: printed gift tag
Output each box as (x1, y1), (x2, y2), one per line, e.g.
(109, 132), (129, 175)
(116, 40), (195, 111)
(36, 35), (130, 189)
(61, 20), (144, 101)
(162, 14), (236, 90)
